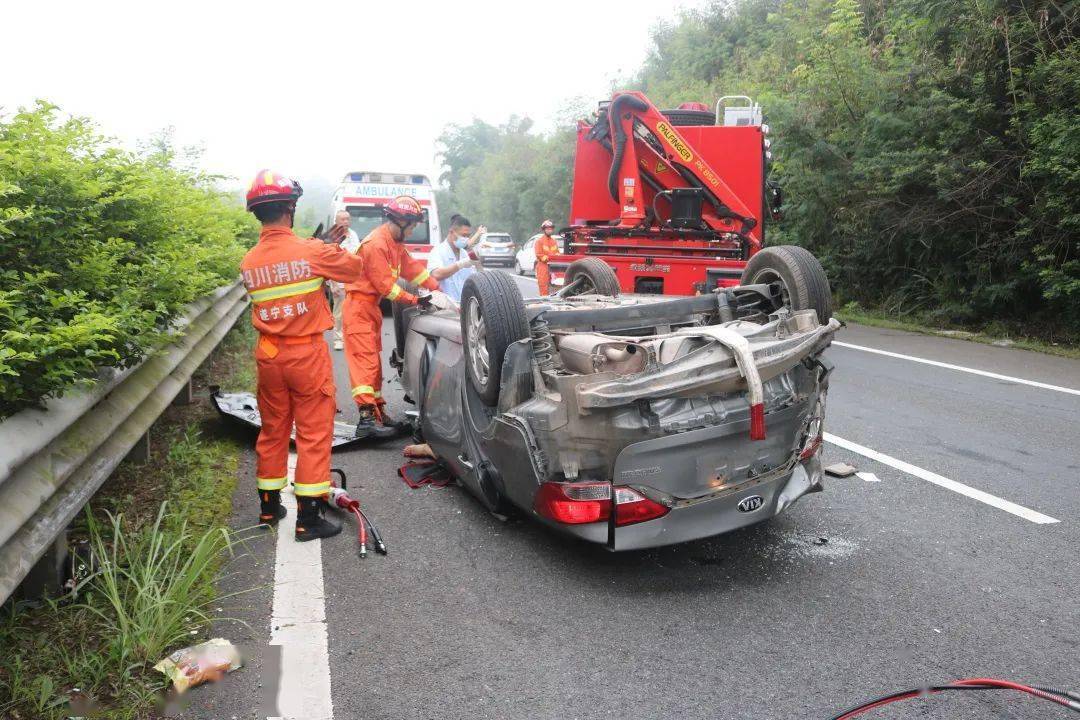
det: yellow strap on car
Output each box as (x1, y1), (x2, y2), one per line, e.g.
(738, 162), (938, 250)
(256, 476), (288, 491)
(248, 277), (324, 303)
(294, 480), (331, 497)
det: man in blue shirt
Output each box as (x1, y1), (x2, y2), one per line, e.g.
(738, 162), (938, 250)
(427, 215), (485, 302)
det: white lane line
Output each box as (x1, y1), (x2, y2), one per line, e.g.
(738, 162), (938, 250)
(268, 454), (334, 720)
(825, 433), (1060, 525)
(832, 341), (1080, 396)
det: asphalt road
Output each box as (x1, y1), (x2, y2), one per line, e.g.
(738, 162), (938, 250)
(187, 282), (1080, 720)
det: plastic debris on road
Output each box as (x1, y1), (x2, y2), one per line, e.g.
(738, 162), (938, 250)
(210, 387), (376, 450)
(154, 638), (242, 693)
(824, 462), (858, 477)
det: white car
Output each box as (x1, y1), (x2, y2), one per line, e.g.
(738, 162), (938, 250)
(515, 233), (563, 276)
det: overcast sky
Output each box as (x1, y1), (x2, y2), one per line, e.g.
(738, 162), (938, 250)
(2, 0), (702, 187)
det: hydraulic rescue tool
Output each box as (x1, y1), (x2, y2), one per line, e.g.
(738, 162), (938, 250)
(328, 470), (386, 559)
(553, 92), (780, 296)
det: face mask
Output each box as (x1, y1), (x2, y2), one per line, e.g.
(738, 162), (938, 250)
(454, 238), (468, 249)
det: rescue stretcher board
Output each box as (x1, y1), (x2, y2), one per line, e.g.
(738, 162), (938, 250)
(209, 389), (377, 451)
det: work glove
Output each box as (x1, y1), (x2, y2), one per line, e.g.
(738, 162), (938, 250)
(320, 223), (348, 244)
(457, 258), (475, 270)
(419, 290), (458, 313)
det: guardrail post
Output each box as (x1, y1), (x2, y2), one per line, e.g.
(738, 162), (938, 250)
(172, 377), (194, 406)
(125, 429), (152, 464)
(15, 531), (67, 601)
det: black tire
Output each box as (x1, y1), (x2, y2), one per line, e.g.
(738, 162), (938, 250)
(564, 257), (621, 297)
(740, 245), (833, 323)
(661, 109), (716, 126)
(460, 271), (530, 405)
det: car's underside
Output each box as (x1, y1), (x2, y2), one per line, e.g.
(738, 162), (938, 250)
(397, 250), (839, 549)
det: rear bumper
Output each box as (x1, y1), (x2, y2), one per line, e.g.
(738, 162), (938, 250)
(538, 457), (823, 550)
(549, 254), (748, 295)
(479, 256), (516, 267)
(614, 456), (823, 550)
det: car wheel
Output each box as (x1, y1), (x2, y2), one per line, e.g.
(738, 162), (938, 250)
(460, 271), (530, 405)
(740, 245), (832, 322)
(564, 257), (620, 297)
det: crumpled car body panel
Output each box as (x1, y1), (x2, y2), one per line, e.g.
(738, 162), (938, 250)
(402, 292), (838, 550)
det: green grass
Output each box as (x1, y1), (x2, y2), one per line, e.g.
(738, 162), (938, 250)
(836, 301), (1080, 360)
(0, 319), (256, 719)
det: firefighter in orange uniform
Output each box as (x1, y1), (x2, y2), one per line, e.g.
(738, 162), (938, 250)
(241, 170), (364, 541)
(534, 219), (560, 295)
(343, 196), (447, 438)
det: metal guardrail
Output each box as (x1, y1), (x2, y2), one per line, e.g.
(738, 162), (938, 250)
(0, 281), (249, 602)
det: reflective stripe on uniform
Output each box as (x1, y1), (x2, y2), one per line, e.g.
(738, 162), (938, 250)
(351, 384), (376, 397)
(248, 277), (324, 303)
(385, 284), (402, 301)
(294, 480), (331, 497)
(410, 268), (431, 285)
(257, 476), (288, 490)
(373, 391), (382, 399)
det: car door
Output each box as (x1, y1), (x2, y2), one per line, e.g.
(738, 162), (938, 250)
(520, 236), (538, 273)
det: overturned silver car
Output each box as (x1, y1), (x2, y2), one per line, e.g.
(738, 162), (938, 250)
(394, 247), (839, 550)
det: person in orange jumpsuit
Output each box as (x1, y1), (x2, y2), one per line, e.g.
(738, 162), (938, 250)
(534, 219), (560, 295)
(342, 196), (449, 438)
(241, 170), (364, 541)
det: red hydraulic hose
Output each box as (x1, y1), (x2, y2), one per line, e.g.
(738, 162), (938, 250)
(831, 678), (1080, 719)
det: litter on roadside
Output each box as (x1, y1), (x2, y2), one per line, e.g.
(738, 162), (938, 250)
(154, 638), (242, 693)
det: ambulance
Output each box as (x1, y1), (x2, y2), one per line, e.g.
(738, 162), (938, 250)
(328, 171), (441, 264)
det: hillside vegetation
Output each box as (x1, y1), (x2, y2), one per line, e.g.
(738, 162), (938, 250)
(436, 0), (1079, 340)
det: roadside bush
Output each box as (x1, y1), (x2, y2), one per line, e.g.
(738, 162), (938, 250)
(0, 102), (256, 417)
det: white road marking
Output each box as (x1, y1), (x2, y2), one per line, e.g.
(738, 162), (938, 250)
(824, 433), (1060, 525)
(268, 454), (334, 720)
(856, 472), (881, 482)
(832, 341), (1080, 396)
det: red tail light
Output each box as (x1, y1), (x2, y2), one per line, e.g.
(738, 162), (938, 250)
(534, 482), (610, 524)
(613, 486), (670, 527)
(534, 482), (670, 527)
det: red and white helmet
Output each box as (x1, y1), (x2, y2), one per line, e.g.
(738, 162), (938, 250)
(540, 219), (555, 229)
(384, 196), (424, 224)
(246, 169), (303, 211)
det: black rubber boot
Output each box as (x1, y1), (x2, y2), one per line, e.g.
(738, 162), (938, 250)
(377, 405), (409, 432)
(258, 490), (287, 525)
(295, 498), (341, 542)
(354, 406), (396, 439)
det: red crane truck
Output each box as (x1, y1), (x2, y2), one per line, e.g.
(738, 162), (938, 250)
(550, 91), (780, 296)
